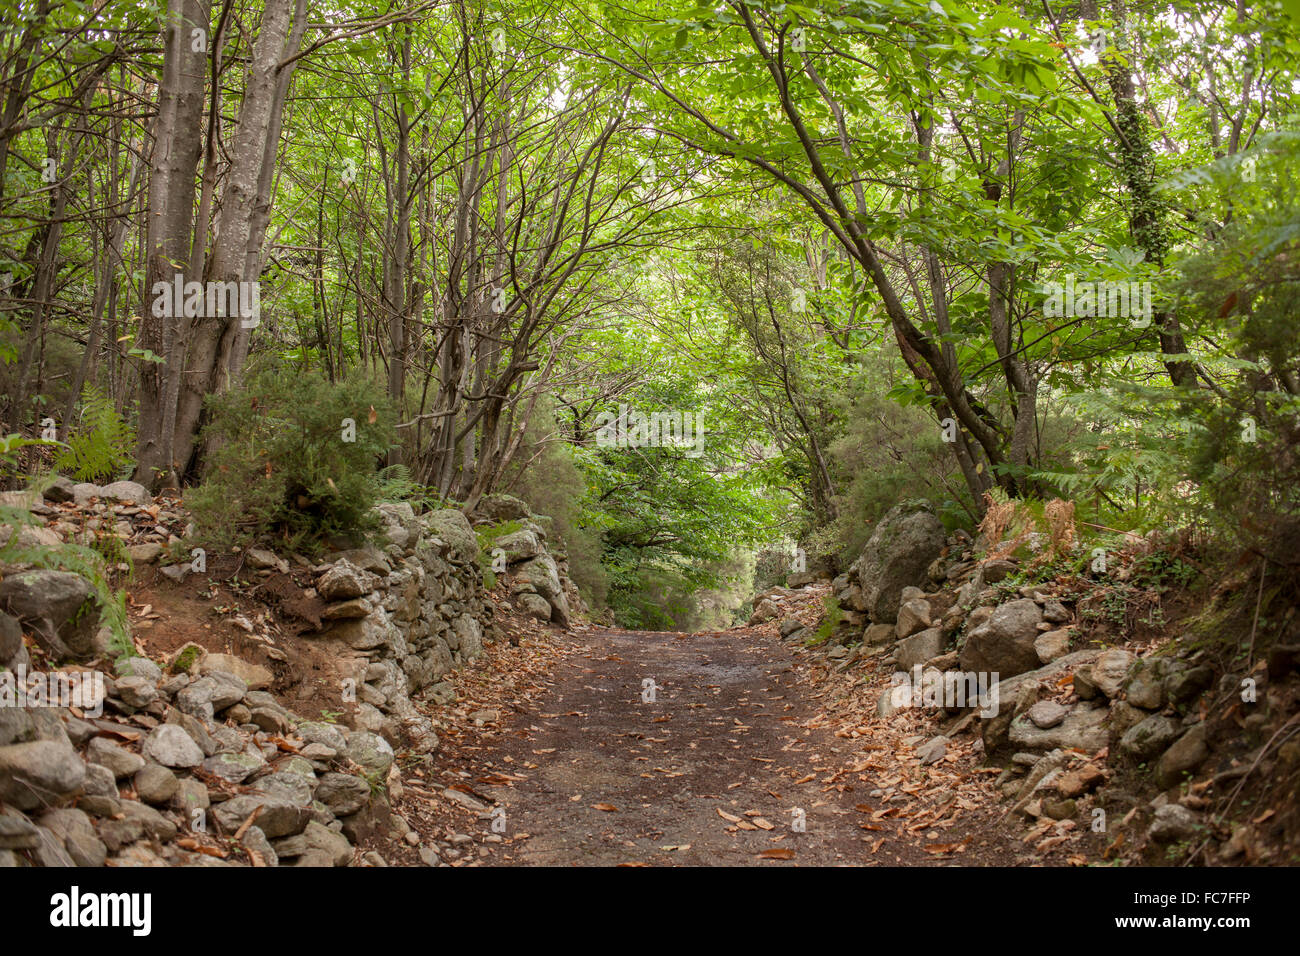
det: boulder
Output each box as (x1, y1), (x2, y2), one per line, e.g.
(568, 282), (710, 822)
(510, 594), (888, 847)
(852, 503), (946, 623)
(142, 724), (204, 768)
(0, 569), (99, 659)
(211, 794), (311, 839)
(895, 628), (945, 671)
(494, 529), (542, 563)
(1155, 723), (1208, 788)
(0, 740), (86, 810)
(958, 598), (1043, 679)
(419, 509), (479, 564)
(474, 494), (531, 522)
(515, 554), (562, 601)
(1092, 648), (1135, 699)
(1118, 714), (1180, 761)
(98, 481), (151, 506)
(317, 559), (374, 601)
(1007, 703), (1108, 753)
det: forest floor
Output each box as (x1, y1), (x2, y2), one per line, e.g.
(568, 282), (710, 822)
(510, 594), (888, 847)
(386, 613), (1087, 867)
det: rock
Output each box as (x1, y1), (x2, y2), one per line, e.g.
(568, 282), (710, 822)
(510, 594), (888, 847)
(245, 548), (289, 573)
(205, 670), (248, 710)
(126, 542), (164, 564)
(87, 737), (146, 778)
(158, 564), (188, 583)
(916, 736), (947, 765)
(240, 825), (279, 867)
(37, 808), (105, 866)
(42, 476), (77, 503)
(494, 529), (542, 563)
(895, 628), (945, 671)
(279, 820), (352, 867)
(420, 509), (480, 564)
(81, 762), (116, 797)
(211, 794), (312, 839)
(1124, 661), (1165, 710)
(748, 598), (779, 626)
(132, 762), (179, 805)
(514, 592), (552, 622)
(0, 569), (99, 659)
(1165, 665), (1214, 710)
(1148, 804), (1200, 843)
(114, 675), (157, 708)
(176, 676), (217, 720)
(314, 772), (371, 816)
(1092, 648), (1135, 699)
(1155, 723), (1208, 788)
(172, 778), (210, 816)
(778, 616), (803, 638)
(0, 612), (21, 668)
(1007, 704), (1108, 753)
(1072, 665), (1099, 700)
(203, 751), (265, 784)
(296, 720), (347, 752)
(1056, 764), (1105, 798)
(895, 598), (932, 639)
(372, 502), (420, 550)
(165, 709), (218, 757)
(143, 724), (204, 768)
(1041, 599), (1070, 624)
(98, 481), (151, 506)
(474, 494), (531, 522)
(1034, 629), (1070, 664)
(958, 598), (1044, 679)
(863, 623), (895, 646)
(1026, 700), (1070, 729)
(514, 554), (562, 600)
(344, 731), (394, 778)
(200, 653), (272, 690)
(852, 502), (947, 623)
(1119, 714), (1181, 762)
(322, 597), (373, 620)
(1042, 798), (1077, 820)
(68, 482), (101, 506)
(977, 557), (1018, 583)
(0, 806), (40, 849)
(115, 656), (163, 683)
(317, 559), (375, 601)
(0, 740), (85, 809)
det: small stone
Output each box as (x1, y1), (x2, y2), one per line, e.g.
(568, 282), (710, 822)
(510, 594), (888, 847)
(132, 762), (179, 805)
(143, 724), (204, 768)
(126, 543), (164, 564)
(87, 737), (146, 778)
(1026, 700), (1070, 729)
(1148, 804), (1200, 843)
(203, 751), (265, 784)
(114, 675), (158, 708)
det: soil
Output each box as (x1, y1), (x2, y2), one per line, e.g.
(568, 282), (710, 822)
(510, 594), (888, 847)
(399, 623), (1044, 867)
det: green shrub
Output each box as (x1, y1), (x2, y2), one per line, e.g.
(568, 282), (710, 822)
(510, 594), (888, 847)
(53, 385), (135, 483)
(187, 368), (395, 552)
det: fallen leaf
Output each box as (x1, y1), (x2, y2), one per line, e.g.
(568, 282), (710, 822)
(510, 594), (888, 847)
(758, 848), (795, 860)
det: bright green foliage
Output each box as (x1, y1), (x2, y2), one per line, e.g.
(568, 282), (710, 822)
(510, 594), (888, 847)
(53, 386), (135, 483)
(188, 368), (396, 552)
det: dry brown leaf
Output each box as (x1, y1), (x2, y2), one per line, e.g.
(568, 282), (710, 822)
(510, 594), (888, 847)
(758, 848), (795, 860)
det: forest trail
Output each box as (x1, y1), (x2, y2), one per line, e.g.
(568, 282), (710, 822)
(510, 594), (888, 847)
(431, 625), (1026, 867)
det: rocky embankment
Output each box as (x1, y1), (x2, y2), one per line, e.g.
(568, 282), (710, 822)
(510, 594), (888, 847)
(754, 501), (1300, 863)
(0, 480), (580, 867)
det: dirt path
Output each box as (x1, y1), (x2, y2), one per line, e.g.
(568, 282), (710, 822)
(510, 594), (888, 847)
(426, 625), (1029, 867)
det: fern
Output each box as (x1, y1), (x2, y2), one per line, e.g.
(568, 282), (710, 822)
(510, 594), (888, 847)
(53, 385), (135, 483)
